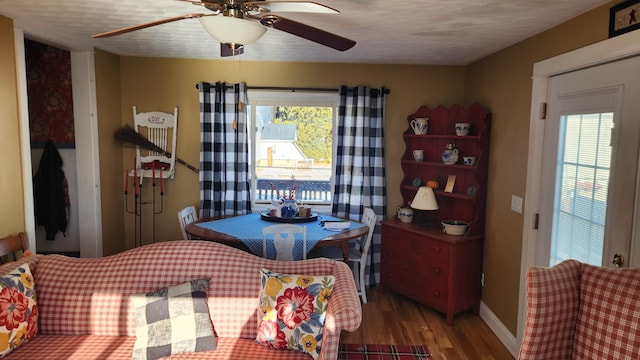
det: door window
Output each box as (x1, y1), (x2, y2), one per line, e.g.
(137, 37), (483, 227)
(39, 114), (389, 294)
(550, 112), (613, 265)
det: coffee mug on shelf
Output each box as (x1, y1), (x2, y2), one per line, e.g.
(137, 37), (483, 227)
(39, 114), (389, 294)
(410, 118), (429, 135)
(412, 149), (424, 161)
(455, 122), (471, 136)
(463, 156), (477, 166)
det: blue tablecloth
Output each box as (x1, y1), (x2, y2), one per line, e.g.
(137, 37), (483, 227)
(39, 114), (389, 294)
(196, 213), (366, 260)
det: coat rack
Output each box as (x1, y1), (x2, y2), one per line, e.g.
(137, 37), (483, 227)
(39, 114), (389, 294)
(124, 158), (164, 247)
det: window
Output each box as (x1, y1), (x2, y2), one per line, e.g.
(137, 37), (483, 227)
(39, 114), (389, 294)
(247, 90), (338, 208)
(550, 112), (613, 265)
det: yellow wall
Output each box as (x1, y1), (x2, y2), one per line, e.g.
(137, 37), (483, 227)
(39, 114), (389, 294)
(0, 0), (624, 338)
(116, 58), (466, 248)
(464, 3), (615, 333)
(0, 16), (25, 235)
(95, 49), (126, 256)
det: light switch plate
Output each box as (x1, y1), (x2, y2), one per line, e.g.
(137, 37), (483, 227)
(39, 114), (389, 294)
(511, 195), (523, 214)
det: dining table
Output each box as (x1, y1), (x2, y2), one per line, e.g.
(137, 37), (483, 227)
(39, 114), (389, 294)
(185, 213), (369, 262)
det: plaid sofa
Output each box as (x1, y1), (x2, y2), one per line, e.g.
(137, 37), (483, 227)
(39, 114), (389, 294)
(519, 259), (640, 359)
(1, 240), (362, 359)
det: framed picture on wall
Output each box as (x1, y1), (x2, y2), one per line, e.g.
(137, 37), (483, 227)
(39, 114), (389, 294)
(609, 0), (640, 38)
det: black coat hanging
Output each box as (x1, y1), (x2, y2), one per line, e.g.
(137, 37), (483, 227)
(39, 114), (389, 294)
(33, 140), (70, 240)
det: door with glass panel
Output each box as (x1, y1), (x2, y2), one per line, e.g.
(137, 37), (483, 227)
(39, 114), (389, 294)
(539, 55), (640, 268)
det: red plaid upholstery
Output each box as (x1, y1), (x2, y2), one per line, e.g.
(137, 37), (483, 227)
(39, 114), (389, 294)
(518, 260), (581, 359)
(5, 335), (313, 359)
(7, 241), (361, 360)
(519, 260), (640, 360)
(573, 264), (640, 359)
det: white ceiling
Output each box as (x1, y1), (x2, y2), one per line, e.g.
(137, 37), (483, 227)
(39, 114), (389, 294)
(1, 0), (612, 65)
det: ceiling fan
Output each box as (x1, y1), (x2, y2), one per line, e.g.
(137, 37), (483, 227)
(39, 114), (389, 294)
(92, 0), (356, 57)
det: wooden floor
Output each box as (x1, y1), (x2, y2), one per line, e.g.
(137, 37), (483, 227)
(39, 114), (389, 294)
(340, 288), (515, 360)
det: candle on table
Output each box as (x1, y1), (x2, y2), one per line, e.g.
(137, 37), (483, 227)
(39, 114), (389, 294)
(160, 170), (164, 193)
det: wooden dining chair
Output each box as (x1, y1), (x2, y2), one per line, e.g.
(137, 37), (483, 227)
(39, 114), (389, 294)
(351, 208), (377, 304)
(262, 224), (307, 261)
(0, 232), (29, 264)
(323, 207), (377, 303)
(177, 206), (198, 239)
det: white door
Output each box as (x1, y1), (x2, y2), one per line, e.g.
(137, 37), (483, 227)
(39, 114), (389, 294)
(539, 55), (640, 268)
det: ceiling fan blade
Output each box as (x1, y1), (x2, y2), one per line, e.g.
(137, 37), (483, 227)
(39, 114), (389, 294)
(93, 13), (205, 38)
(175, 0), (206, 5)
(248, 1), (338, 14)
(261, 15), (355, 51)
(176, 0), (223, 11)
(220, 43), (244, 57)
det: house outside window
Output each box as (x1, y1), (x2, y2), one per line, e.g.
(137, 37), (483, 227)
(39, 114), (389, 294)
(247, 90), (338, 209)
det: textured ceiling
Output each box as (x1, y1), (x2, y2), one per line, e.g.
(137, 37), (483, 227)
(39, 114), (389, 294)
(1, 0), (612, 65)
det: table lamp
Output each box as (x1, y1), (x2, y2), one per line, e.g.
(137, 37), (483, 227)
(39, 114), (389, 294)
(410, 186), (439, 226)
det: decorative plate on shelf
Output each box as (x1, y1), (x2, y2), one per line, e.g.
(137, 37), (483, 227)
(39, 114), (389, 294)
(260, 211), (318, 223)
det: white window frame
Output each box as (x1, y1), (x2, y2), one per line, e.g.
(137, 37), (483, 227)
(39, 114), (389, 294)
(247, 90), (339, 212)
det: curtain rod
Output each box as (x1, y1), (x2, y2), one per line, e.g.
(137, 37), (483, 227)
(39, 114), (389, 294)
(195, 83), (390, 95)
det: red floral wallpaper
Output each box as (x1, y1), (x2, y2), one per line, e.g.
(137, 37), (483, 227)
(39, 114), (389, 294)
(25, 39), (75, 148)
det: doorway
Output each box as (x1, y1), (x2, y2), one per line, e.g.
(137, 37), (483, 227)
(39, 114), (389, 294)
(13, 28), (103, 257)
(25, 39), (80, 256)
(539, 55), (640, 268)
(518, 30), (640, 345)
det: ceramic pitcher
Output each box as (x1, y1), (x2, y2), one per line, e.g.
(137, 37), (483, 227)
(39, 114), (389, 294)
(397, 206), (414, 223)
(280, 199), (299, 218)
(410, 118), (429, 135)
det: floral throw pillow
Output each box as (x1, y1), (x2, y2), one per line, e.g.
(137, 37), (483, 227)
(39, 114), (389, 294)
(256, 269), (334, 360)
(0, 264), (38, 357)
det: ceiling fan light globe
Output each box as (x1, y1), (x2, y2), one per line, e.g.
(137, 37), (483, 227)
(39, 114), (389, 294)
(199, 16), (267, 46)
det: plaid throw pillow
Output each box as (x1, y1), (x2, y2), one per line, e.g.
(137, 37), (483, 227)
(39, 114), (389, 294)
(256, 269), (334, 360)
(131, 278), (216, 360)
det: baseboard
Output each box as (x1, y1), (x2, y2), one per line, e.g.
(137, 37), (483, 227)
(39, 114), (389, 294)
(479, 301), (519, 358)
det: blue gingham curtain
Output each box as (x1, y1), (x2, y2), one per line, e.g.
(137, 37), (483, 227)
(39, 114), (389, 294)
(333, 85), (387, 287)
(198, 82), (251, 218)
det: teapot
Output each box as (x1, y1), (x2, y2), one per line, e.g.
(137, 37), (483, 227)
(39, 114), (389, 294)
(397, 206), (414, 223)
(441, 143), (459, 165)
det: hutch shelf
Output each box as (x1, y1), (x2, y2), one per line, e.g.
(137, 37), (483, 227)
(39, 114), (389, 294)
(381, 103), (491, 325)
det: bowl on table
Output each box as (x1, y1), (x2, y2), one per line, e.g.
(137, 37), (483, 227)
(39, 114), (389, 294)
(441, 220), (469, 236)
